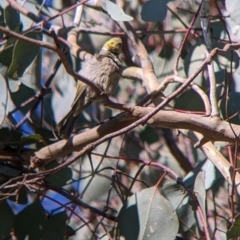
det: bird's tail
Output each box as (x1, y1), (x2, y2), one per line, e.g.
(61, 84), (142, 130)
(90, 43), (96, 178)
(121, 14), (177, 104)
(57, 110), (78, 139)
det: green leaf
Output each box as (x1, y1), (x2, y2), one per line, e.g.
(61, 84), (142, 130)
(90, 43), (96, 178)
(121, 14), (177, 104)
(0, 200), (15, 239)
(66, 225), (75, 237)
(227, 214), (240, 238)
(194, 171), (206, 229)
(14, 199), (47, 240)
(45, 161), (72, 187)
(184, 43), (204, 85)
(161, 183), (196, 232)
(0, 74), (7, 126)
(35, 127), (55, 145)
(4, 4), (20, 31)
(0, 163), (22, 177)
(177, 200), (196, 232)
(10, 82), (35, 114)
(14, 199), (68, 240)
(152, 44), (186, 106)
(122, 132), (142, 159)
(183, 37), (239, 114)
(226, 0), (240, 25)
(80, 158), (113, 203)
(184, 39), (239, 86)
(140, 126), (159, 144)
(0, 128), (23, 145)
(174, 88), (206, 112)
(42, 211), (68, 240)
(20, 134), (43, 144)
(118, 187), (179, 240)
(9, 186), (28, 204)
(0, 6), (6, 38)
(8, 31), (42, 80)
(8, 78), (20, 92)
(184, 159), (221, 190)
(161, 183), (187, 210)
(21, 52), (42, 91)
(0, 41), (15, 68)
(101, 1), (133, 21)
(141, 0), (171, 22)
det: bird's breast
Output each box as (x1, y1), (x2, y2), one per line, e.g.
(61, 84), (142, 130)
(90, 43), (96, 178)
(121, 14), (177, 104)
(79, 53), (121, 96)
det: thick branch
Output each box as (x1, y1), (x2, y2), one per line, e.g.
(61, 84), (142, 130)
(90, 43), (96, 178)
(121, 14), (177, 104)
(31, 108), (240, 167)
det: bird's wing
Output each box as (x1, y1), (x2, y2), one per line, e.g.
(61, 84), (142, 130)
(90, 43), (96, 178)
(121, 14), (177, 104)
(71, 82), (87, 116)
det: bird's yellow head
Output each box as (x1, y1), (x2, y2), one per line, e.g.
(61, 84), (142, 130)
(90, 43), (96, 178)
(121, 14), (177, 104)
(102, 37), (122, 55)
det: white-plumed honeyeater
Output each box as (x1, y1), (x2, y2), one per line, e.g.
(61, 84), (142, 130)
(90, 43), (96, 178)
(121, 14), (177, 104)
(57, 37), (122, 138)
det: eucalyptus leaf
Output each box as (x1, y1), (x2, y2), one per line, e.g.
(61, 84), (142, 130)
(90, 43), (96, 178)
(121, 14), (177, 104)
(184, 159), (221, 191)
(14, 199), (47, 240)
(227, 214), (240, 238)
(140, 126), (159, 144)
(161, 183), (196, 232)
(10, 82), (35, 115)
(0, 6), (5, 39)
(80, 167), (112, 203)
(194, 171), (206, 225)
(0, 74), (7, 126)
(8, 78), (20, 93)
(9, 186), (28, 205)
(176, 200), (196, 233)
(0, 200), (15, 239)
(20, 134), (43, 144)
(118, 187), (179, 240)
(101, 0), (133, 21)
(42, 211), (68, 240)
(141, 0), (171, 22)
(152, 44), (186, 98)
(184, 39), (239, 85)
(0, 41), (15, 67)
(4, 4), (20, 31)
(21, 53), (42, 91)
(8, 31), (42, 80)
(14, 199), (67, 240)
(161, 183), (188, 210)
(0, 128), (22, 146)
(45, 161), (72, 187)
(226, 0), (240, 25)
(0, 163), (22, 177)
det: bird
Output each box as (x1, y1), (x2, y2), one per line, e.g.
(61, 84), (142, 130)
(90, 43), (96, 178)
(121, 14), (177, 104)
(57, 37), (122, 139)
